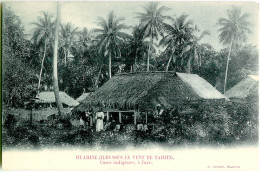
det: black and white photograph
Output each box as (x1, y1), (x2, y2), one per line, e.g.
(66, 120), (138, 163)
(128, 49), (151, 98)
(1, 0), (259, 170)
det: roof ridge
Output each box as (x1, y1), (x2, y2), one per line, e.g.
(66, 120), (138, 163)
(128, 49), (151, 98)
(115, 71), (176, 76)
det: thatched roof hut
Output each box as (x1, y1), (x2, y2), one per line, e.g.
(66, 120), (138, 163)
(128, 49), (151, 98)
(225, 75), (259, 101)
(75, 72), (227, 112)
(35, 91), (79, 107)
(76, 93), (91, 103)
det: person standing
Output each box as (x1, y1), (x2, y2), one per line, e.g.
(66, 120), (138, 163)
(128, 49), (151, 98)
(79, 116), (85, 129)
(88, 107), (94, 128)
(95, 107), (104, 132)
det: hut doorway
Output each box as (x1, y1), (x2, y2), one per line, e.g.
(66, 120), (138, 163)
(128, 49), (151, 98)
(121, 112), (134, 124)
(107, 112), (119, 123)
(105, 111), (135, 124)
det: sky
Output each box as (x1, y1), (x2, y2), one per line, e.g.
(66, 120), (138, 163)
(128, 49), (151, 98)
(3, 1), (259, 51)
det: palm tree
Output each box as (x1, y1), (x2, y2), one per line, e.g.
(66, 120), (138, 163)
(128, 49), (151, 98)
(128, 26), (147, 72)
(31, 11), (54, 93)
(181, 26), (210, 73)
(79, 27), (92, 48)
(71, 27), (93, 60)
(159, 14), (193, 71)
(136, 2), (171, 71)
(53, 2), (63, 116)
(60, 22), (78, 66)
(217, 6), (251, 93)
(94, 11), (129, 79)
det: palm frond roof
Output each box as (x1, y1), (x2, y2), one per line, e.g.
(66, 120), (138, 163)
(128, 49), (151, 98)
(35, 91), (79, 107)
(75, 72), (227, 111)
(225, 75), (259, 99)
(76, 93), (91, 103)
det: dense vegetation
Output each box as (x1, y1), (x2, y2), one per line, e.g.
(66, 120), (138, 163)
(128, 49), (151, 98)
(3, 102), (258, 149)
(2, 3), (258, 108)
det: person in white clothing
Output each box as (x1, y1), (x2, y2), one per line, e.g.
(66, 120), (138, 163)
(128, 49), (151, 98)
(79, 116), (85, 129)
(95, 107), (104, 132)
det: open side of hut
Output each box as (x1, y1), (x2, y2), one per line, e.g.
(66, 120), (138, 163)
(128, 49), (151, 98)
(225, 75), (259, 103)
(35, 91), (79, 108)
(75, 72), (227, 125)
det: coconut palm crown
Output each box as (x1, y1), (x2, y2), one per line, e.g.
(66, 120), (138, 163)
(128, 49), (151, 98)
(60, 22), (79, 66)
(159, 14), (194, 71)
(31, 11), (54, 92)
(218, 6), (251, 46)
(217, 6), (252, 93)
(136, 2), (171, 71)
(93, 11), (130, 79)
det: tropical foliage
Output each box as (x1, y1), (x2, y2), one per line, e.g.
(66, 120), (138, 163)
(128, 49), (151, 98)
(31, 11), (54, 92)
(60, 22), (79, 66)
(3, 7), (37, 107)
(2, 4), (257, 108)
(136, 2), (171, 71)
(94, 11), (130, 78)
(217, 6), (252, 93)
(159, 14), (194, 71)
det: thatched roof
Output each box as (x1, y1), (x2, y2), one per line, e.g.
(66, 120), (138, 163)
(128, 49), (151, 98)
(176, 72), (227, 99)
(35, 92), (79, 107)
(75, 72), (227, 111)
(225, 75), (259, 99)
(76, 93), (91, 103)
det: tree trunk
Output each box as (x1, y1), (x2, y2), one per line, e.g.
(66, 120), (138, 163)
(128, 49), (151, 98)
(95, 67), (102, 89)
(133, 48), (138, 72)
(147, 29), (155, 72)
(53, 2), (63, 116)
(109, 51), (112, 79)
(64, 49), (67, 66)
(37, 39), (47, 93)
(165, 56), (173, 71)
(223, 39), (233, 94)
(147, 44), (151, 72)
(198, 53), (201, 67)
(186, 55), (192, 74)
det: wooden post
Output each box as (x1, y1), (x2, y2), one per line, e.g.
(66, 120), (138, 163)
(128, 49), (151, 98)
(107, 112), (109, 122)
(145, 112), (148, 124)
(119, 112), (122, 123)
(134, 111), (137, 125)
(90, 116), (93, 127)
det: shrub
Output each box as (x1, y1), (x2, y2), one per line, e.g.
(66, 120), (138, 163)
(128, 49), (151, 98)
(3, 114), (16, 130)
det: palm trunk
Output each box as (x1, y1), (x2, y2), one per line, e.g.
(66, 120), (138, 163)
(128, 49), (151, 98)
(109, 51), (112, 79)
(165, 56), (173, 71)
(133, 48), (138, 72)
(147, 35), (154, 72)
(64, 49), (67, 66)
(53, 2), (63, 116)
(147, 43), (150, 72)
(199, 53), (201, 67)
(95, 67), (102, 89)
(187, 56), (192, 74)
(223, 39), (233, 94)
(134, 49), (138, 65)
(37, 39), (47, 93)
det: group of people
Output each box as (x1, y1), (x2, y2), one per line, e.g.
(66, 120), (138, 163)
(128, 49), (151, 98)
(78, 103), (173, 132)
(79, 107), (105, 132)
